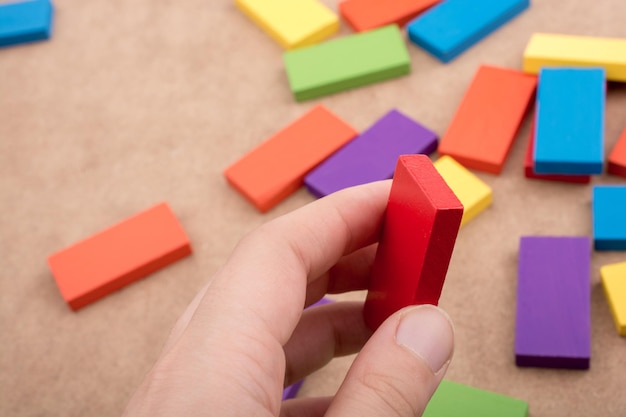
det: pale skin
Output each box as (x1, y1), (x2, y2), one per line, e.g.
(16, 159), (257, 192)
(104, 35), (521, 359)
(123, 180), (455, 417)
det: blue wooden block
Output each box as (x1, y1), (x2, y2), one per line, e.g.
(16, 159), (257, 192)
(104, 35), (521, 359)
(593, 186), (626, 251)
(0, 0), (54, 48)
(533, 68), (605, 175)
(406, 0), (529, 63)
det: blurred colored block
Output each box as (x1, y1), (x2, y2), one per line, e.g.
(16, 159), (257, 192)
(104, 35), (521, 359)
(534, 68), (605, 175)
(523, 33), (626, 82)
(406, 0), (529, 62)
(283, 25), (411, 101)
(515, 236), (591, 369)
(592, 186), (626, 250)
(224, 105), (357, 212)
(339, 0), (439, 32)
(0, 0), (54, 48)
(304, 109), (437, 198)
(608, 128), (626, 178)
(235, 0), (338, 50)
(601, 262), (626, 337)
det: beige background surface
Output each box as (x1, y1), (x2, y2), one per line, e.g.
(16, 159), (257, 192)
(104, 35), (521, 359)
(1, 0), (625, 415)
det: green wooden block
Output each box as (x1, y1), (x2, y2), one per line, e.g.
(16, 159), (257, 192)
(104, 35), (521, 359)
(283, 24), (411, 101)
(424, 380), (529, 417)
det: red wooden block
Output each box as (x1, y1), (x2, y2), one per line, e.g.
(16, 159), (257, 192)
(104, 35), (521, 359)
(48, 203), (192, 311)
(438, 65), (537, 174)
(363, 155), (463, 330)
(608, 127), (626, 178)
(524, 118), (590, 184)
(339, 0), (439, 33)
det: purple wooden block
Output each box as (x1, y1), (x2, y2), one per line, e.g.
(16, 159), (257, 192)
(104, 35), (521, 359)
(304, 109), (438, 198)
(282, 297), (333, 400)
(515, 236), (591, 369)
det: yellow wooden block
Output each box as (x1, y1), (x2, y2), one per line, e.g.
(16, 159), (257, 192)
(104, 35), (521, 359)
(434, 155), (492, 227)
(523, 33), (626, 82)
(235, 0), (339, 50)
(601, 261), (626, 336)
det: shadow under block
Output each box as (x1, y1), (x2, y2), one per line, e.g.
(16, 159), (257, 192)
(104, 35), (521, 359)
(234, 0), (338, 50)
(424, 380), (529, 417)
(434, 156), (492, 227)
(304, 109), (438, 198)
(283, 25), (411, 102)
(0, 0), (54, 48)
(224, 105), (357, 212)
(363, 155), (463, 330)
(515, 236), (591, 369)
(437, 65), (537, 174)
(339, 0), (439, 33)
(406, 0), (529, 63)
(523, 33), (626, 82)
(47, 203), (192, 311)
(534, 68), (605, 175)
(592, 186), (626, 250)
(523, 117), (590, 184)
(608, 128), (626, 178)
(601, 262), (626, 336)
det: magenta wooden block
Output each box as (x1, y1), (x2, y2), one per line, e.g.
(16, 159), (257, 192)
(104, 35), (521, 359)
(515, 236), (591, 369)
(304, 109), (438, 198)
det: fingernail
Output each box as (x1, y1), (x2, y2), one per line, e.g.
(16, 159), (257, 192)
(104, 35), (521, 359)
(395, 305), (455, 374)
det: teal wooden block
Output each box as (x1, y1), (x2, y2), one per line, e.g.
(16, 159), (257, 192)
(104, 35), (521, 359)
(283, 25), (411, 101)
(0, 0), (54, 48)
(593, 185), (626, 250)
(424, 380), (528, 417)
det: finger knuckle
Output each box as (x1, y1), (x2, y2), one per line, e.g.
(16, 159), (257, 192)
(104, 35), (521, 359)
(359, 371), (422, 417)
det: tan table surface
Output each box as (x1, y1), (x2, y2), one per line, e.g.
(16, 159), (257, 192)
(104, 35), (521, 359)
(1, 1), (626, 415)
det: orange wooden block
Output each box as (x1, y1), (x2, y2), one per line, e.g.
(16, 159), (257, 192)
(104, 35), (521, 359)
(608, 128), (626, 178)
(48, 203), (192, 311)
(438, 65), (537, 174)
(224, 105), (358, 212)
(339, 0), (439, 32)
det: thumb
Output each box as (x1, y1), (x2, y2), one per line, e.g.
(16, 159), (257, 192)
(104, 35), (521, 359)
(325, 305), (454, 417)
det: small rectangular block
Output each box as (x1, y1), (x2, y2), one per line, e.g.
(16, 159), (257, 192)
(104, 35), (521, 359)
(523, 118), (590, 184)
(601, 261), (626, 336)
(406, 0), (529, 63)
(608, 128), (626, 178)
(438, 65), (537, 174)
(0, 0), (54, 48)
(515, 236), (591, 369)
(424, 380), (528, 417)
(283, 25), (411, 101)
(339, 0), (439, 33)
(534, 68), (605, 175)
(523, 33), (626, 82)
(48, 203), (192, 311)
(235, 0), (338, 50)
(224, 105), (358, 212)
(363, 155), (463, 330)
(304, 109), (438, 198)
(592, 186), (626, 250)
(433, 155), (493, 227)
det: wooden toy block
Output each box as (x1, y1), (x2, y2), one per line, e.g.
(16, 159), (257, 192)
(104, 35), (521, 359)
(339, 0), (439, 33)
(224, 105), (357, 212)
(304, 109), (438, 198)
(523, 33), (626, 82)
(283, 25), (411, 102)
(48, 203), (192, 311)
(523, 118), (590, 184)
(592, 186), (626, 251)
(363, 155), (463, 330)
(0, 0), (54, 48)
(437, 65), (537, 174)
(515, 236), (591, 369)
(424, 380), (528, 417)
(534, 68), (605, 175)
(406, 0), (529, 63)
(601, 261), (626, 337)
(433, 155), (492, 227)
(234, 0), (338, 50)
(608, 128), (626, 178)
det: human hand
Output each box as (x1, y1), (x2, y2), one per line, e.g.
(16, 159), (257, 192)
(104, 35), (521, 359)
(122, 180), (455, 417)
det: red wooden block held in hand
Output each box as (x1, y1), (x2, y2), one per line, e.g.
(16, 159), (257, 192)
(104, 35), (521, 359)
(363, 155), (463, 330)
